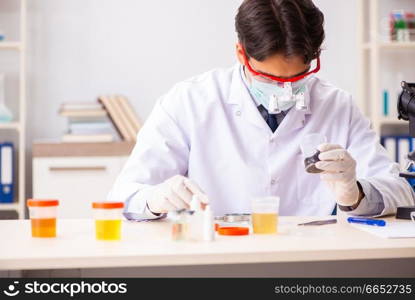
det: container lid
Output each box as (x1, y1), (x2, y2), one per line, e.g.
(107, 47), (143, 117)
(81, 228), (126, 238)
(218, 227), (249, 236)
(92, 202), (124, 209)
(27, 199), (59, 207)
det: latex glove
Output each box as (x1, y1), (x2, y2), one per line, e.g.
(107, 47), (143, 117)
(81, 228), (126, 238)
(147, 175), (209, 214)
(315, 143), (360, 207)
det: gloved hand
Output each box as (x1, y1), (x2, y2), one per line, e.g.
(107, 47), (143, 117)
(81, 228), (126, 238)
(315, 143), (361, 207)
(147, 175), (209, 214)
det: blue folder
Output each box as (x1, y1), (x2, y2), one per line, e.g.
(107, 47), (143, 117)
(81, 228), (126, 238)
(381, 135), (415, 187)
(0, 142), (14, 203)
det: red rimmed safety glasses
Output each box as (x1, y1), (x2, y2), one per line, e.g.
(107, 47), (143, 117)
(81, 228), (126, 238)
(242, 49), (321, 83)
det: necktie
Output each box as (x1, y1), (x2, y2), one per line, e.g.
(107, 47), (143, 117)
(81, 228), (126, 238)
(264, 110), (279, 133)
(267, 112), (279, 133)
(258, 105), (280, 132)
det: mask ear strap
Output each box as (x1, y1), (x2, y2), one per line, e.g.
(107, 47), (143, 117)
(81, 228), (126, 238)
(269, 94), (281, 114)
(283, 82), (293, 93)
(295, 92), (307, 111)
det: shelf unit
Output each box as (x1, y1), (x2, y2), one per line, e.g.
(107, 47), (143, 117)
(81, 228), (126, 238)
(0, 0), (26, 218)
(0, 42), (21, 50)
(0, 122), (21, 130)
(363, 41), (415, 49)
(358, 0), (415, 135)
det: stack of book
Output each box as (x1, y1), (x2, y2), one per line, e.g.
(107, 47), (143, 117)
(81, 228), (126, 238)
(59, 95), (141, 143)
(98, 95), (141, 142)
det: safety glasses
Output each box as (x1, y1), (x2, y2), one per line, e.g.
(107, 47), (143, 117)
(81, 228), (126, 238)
(242, 49), (320, 83)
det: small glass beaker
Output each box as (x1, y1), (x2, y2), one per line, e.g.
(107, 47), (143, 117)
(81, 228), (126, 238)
(300, 133), (327, 173)
(171, 209), (190, 241)
(252, 197), (280, 234)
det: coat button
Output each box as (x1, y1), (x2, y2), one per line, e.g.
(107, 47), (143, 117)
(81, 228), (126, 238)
(271, 178), (280, 185)
(235, 111), (241, 116)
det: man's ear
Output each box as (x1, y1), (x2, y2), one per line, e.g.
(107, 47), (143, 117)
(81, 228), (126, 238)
(235, 42), (245, 65)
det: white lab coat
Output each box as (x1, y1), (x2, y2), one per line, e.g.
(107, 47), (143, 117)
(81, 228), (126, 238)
(108, 64), (415, 217)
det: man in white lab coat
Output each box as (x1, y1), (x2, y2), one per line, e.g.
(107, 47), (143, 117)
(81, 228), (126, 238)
(108, 0), (415, 219)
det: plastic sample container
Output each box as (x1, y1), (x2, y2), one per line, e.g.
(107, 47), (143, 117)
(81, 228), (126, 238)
(300, 133), (327, 173)
(27, 199), (59, 238)
(92, 202), (124, 241)
(252, 197), (280, 234)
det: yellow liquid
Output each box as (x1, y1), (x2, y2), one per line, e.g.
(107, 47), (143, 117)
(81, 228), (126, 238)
(31, 218), (57, 238)
(252, 213), (278, 234)
(95, 219), (122, 241)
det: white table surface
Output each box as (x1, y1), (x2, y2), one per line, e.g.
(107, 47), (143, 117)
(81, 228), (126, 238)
(1, 217), (414, 271)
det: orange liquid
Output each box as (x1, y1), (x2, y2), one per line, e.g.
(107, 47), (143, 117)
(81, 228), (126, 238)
(252, 213), (278, 234)
(31, 218), (57, 238)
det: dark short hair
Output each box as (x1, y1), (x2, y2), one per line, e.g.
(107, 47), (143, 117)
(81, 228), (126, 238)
(235, 0), (325, 64)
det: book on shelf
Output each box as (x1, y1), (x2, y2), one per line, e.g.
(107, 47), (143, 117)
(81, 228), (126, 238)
(59, 109), (107, 118)
(66, 115), (108, 123)
(381, 135), (415, 187)
(111, 95), (136, 141)
(117, 95), (142, 133)
(60, 102), (103, 111)
(98, 95), (141, 142)
(59, 101), (107, 118)
(62, 134), (114, 143)
(60, 96), (141, 143)
(68, 121), (116, 135)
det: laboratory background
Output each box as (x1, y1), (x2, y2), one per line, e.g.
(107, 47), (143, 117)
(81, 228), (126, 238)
(0, 0), (414, 279)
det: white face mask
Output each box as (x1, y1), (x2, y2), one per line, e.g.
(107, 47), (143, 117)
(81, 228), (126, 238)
(248, 75), (311, 114)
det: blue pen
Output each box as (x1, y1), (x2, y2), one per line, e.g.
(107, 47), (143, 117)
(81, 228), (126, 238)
(347, 217), (386, 227)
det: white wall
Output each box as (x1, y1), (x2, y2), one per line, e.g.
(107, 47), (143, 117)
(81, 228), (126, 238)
(0, 0), (361, 202)
(316, 0), (358, 96)
(27, 0), (241, 140)
(24, 0), (359, 142)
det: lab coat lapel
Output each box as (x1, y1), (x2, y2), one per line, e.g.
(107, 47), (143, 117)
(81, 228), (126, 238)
(274, 109), (306, 136)
(227, 64), (270, 131)
(241, 94), (270, 131)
